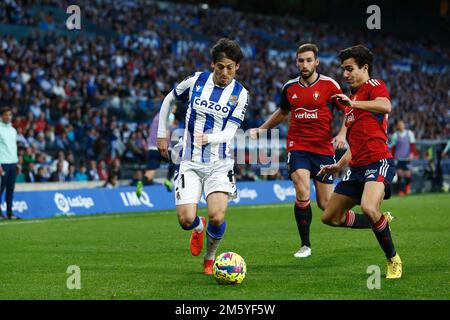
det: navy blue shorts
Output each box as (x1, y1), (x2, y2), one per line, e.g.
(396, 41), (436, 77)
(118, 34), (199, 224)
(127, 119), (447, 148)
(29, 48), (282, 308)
(334, 158), (396, 204)
(146, 150), (163, 170)
(287, 150), (335, 184)
(396, 160), (410, 171)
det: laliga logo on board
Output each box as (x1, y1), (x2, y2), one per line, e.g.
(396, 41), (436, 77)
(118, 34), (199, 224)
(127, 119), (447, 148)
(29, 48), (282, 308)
(273, 184), (296, 201)
(1, 201), (29, 213)
(294, 107), (318, 120)
(232, 188), (258, 204)
(54, 192), (95, 214)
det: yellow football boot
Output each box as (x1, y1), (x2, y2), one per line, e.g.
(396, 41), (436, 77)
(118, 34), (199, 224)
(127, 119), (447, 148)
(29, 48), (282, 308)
(386, 253), (402, 279)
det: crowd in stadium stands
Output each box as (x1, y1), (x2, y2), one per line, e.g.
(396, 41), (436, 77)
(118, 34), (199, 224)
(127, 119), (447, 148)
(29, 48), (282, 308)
(1, 0), (449, 184)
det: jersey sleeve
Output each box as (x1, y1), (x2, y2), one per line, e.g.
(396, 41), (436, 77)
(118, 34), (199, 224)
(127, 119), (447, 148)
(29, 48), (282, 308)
(172, 72), (198, 102)
(227, 89), (249, 127)
(279, 84), (290, 111)
(329, 82), (345, 111)
(369, 80), (390, 100)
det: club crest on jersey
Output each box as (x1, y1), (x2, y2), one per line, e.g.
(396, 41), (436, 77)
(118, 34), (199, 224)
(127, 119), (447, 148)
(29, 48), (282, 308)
(196, 85), (202, 92)
(345, 109), (355, 124)
(313, 91), (320, 100)
(228, 95), (238, 106)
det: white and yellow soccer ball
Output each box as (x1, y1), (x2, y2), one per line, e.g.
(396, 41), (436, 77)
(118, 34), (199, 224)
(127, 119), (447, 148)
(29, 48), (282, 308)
(212, 252), (247, 285)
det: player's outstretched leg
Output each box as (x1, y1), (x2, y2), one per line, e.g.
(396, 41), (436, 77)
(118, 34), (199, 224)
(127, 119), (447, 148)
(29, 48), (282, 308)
(177, 204), (206, 256)
(204, 221), (226, 275)
(188, 216), (206, 256)
(361, 182), (402, 279)
(203, 191), (229, 275)
(321, 192), (371, 228)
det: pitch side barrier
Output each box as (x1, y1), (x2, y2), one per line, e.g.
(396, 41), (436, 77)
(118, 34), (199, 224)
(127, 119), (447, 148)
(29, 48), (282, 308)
(1, 180), (329, 219)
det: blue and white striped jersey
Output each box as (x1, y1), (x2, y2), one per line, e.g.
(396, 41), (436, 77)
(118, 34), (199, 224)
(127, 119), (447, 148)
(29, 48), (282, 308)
(173, 71), (249, 163)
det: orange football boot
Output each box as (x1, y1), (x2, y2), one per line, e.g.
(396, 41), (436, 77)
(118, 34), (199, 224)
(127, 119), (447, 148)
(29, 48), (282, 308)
(203, 259), (214, 275)
(190, 216), (206, 256)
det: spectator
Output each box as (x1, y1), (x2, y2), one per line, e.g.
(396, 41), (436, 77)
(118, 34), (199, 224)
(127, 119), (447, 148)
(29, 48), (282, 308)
(87, 159), (99, 181)
(74, 164), (89, 181)
(97, 160), (108, 181)
(102, 173), (119, 189)
(35, 166), (49, 182)
(15, 164), (26, 183)
(50, 160), (68, 182)
(50, 151), (69, 175)
(24, 162), (37, 183)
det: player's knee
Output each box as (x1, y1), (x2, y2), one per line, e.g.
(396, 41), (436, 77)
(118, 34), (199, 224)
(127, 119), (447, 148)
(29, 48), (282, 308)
(317, 198), (329, 211)
(207, 211), (225, 226)
(321, 211), (341, 226)
(360, 202), (378, 220)
(295, 186), (310, 200)
(178, 216), (195, 229)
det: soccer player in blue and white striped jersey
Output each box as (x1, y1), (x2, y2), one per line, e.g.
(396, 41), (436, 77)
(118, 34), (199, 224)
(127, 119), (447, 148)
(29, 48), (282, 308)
(157, 39), (249, 275)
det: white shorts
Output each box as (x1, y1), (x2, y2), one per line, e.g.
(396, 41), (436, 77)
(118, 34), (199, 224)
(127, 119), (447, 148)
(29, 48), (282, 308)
(174, 159), (237, 205)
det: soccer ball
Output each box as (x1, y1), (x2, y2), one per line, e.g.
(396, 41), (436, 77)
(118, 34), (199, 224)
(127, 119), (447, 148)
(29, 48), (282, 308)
(212, 252), (247, 285)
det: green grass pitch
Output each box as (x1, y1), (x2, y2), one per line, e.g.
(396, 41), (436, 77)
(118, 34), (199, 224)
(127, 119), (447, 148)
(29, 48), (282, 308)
(0, 193), (449, 300)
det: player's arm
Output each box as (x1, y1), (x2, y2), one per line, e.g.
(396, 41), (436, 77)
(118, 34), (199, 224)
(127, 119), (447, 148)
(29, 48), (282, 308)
(156, 92), (176, 159)
(261, 108), (290, 130)
(157, 74), (195, 158)
(333, 119), (347, 149)
(197, 91), (249, 145)
(249, 108), (290, 140)
(250, 86), (290, 139)
(331, 94), (391, 114)
(330, 84), (347, 149)
(317, 148), (352, 178)
(197, 122), (239, 145)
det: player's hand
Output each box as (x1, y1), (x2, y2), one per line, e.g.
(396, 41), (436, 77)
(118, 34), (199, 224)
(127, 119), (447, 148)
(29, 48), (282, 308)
(156, 138), (169, 160)
(317, 164), (341, 179)
(0, 165), (3, 176)
(332, 134), (347, 149)
(195, 134), (209, 145)
(249, 128), (261, 140)
(331, 94), (353, 107)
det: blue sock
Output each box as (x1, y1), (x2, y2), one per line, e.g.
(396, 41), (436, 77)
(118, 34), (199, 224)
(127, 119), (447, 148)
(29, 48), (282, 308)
(180, 216), (200, 230)
(206, 221), (227, 239)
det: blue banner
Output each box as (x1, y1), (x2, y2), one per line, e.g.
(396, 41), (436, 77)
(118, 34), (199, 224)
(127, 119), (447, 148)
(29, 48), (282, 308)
(2, 180), (321, 219)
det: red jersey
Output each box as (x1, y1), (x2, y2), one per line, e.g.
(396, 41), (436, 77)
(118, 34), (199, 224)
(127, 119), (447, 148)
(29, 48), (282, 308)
(345, 78), (392, 167)
(280, 74), (344, 156)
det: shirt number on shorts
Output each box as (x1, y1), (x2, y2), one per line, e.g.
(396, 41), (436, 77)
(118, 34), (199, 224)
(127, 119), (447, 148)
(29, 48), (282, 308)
(180, 174), (185, 188)
(227, 170), (234, 183)
(342, 169), (351, 181)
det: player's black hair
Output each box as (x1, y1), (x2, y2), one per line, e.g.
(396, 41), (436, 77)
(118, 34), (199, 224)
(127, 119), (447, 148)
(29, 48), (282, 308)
(0, 106), (12, 115)
(338, 45), (373, 76)
(211, 38), (244, 64)
(297, 43), (319, 59)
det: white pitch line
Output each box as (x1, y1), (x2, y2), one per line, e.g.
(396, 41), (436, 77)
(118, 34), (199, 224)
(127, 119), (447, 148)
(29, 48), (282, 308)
(0, 203), (293, 227)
